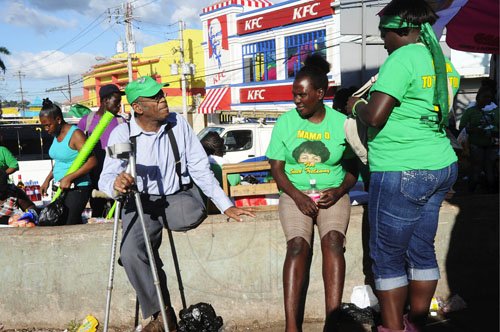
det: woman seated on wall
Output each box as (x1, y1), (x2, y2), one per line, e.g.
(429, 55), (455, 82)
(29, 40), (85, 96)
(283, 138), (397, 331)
(0, 169), (38, 226)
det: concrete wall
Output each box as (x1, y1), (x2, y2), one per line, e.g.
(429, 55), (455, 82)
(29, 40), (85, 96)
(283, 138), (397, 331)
(0, 201), (469, 328)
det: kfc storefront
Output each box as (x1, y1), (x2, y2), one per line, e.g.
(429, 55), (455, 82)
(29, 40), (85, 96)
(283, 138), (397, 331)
(199, 0), (340, 118)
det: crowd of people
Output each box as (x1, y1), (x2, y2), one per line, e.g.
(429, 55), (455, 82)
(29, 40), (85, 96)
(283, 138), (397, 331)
(0, 0), (497, 331)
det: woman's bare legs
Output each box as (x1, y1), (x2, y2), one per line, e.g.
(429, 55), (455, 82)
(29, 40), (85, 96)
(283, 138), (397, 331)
(283, 237), (312, 332)
(321, 230), (346, 331)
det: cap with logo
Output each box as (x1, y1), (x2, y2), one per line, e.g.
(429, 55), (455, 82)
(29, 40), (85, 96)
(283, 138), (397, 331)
(125, 76), (169, 104)
(99, 84), (125, 99)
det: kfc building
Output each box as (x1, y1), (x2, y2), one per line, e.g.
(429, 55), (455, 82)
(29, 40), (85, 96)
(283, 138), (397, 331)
(199, 0), (340, 119)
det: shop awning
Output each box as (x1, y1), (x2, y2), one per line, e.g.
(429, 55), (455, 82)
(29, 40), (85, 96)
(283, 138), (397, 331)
(198, 87), (231, 114)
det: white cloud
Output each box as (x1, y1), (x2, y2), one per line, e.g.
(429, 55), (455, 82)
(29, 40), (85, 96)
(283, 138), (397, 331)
(170, 6), (201, 27)
(28, 0), (90, 11)
(3, 2), (77, 34)
(133, 30), (163, 49)
(7, 51), (98, 79)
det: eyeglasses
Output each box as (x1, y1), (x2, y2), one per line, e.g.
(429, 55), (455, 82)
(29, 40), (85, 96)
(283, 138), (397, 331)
(140, 91), (166, 104)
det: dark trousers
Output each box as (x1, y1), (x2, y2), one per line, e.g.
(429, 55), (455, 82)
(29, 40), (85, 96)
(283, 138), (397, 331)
(119, 195), (173, 319)
(469, 144), (498, 191)
(63, 187), (91, 225)
(89, 147), (107, 217)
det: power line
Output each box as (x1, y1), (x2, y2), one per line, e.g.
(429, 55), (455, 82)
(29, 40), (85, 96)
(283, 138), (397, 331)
(8, 13), (109, 73)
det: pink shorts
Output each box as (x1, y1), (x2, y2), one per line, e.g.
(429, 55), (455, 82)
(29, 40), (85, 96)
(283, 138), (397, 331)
(278, 192), (351, 246)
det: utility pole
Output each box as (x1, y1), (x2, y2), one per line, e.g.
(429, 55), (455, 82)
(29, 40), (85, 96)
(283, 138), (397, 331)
(361, 0), (366, 83)
(179, 20), (187, 118)
(46, 76), (78, 102)
(67, 75), (72, 103)
(124, 1), (134, 83)
(15, 71), (25, 110)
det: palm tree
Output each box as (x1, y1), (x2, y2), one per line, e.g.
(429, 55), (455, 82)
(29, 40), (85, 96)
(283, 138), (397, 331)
(0, 47), (10, 73)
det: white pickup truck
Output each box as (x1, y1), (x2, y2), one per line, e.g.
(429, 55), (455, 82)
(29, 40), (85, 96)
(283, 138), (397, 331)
(197, 122), (274, 164)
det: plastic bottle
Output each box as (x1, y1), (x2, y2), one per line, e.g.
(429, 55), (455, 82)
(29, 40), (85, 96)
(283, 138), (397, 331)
(25, 181), (34, 201)
(17, 174), (25, 191)
(429, 297), (440, 316)
(34, 181), (42, 201)
(306, 179), (321, 203)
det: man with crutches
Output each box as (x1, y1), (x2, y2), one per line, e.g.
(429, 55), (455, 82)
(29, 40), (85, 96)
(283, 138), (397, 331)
(99, 77), (254, 332)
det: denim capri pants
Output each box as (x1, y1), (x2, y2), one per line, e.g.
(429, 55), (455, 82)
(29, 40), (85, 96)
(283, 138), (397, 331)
(369, 162), (458, 291)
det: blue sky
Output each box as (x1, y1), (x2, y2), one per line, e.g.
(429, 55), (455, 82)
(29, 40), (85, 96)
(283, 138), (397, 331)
(0, 0), (236, 104)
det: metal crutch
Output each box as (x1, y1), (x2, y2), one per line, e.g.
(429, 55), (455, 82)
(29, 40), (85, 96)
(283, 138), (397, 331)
(103, 142), (171, 332)
(166, 228), (187, 310)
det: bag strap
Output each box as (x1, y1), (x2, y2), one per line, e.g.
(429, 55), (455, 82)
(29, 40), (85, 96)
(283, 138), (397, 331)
(126, 121), (182, 188)
(352, 74), (378, 98)
(165, 124), (183, 189)
(84, 111), (95, 135)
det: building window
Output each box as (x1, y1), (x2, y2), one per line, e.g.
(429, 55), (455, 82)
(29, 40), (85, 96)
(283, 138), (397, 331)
(242, 40), (276, 83)
(285, 30), (326, 79)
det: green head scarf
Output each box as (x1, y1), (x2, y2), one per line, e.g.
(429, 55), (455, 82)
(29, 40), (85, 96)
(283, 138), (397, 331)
(380, 15), (449, 128)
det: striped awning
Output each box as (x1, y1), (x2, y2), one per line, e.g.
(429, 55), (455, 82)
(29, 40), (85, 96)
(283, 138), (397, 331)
(198, 87), (231, 114)
(202, 0), (272, 13)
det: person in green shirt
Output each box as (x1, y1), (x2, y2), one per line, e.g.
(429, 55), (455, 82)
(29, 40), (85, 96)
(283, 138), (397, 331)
(267, 54), (357, 331)
(0, 133), (19, 175)
(346, 0), (459, 331)
(459, 85), (499, 192)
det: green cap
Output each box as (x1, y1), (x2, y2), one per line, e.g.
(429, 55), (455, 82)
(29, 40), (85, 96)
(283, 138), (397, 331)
(125, 76), (169, 104)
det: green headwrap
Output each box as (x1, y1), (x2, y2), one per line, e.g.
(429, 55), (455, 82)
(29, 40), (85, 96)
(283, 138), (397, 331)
(380, 16), (449, 128)
(379, 15), (420, 29)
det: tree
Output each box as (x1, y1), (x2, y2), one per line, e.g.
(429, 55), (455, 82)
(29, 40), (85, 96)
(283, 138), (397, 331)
(0, 47), (10, 73)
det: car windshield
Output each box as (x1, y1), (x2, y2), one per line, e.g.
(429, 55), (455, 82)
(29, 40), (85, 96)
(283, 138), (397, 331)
(197, 126), (224, 140)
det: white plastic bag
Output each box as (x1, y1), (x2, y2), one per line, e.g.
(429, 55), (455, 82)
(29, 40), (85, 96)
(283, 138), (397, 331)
(350, 285), (378, 309)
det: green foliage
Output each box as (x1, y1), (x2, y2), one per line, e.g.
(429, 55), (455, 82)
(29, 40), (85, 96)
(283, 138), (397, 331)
(66, 318), (80, 332)
(0, 46), (10, 73)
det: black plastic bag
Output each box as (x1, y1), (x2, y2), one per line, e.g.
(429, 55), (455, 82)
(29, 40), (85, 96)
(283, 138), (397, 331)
(38, 193), (68, 226)
(339, 302), (378, 326)
(177, 302), (223, 332)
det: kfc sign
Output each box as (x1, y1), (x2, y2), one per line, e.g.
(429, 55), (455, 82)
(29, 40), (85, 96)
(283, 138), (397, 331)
(246, 89), (266, 101)
(240, 86), (288, 103)
(244, 17), (263, 31)
(293, 3), (320, 20)
(240, 84), (335, 103)
(237, 0), (334, 35)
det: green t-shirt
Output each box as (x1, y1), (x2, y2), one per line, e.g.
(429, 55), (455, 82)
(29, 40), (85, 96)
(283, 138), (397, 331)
(266, 105), (353, 191)
(0, 146), (18, 171)
(368, 43), (459, 171)
(459, 105), (499, 147)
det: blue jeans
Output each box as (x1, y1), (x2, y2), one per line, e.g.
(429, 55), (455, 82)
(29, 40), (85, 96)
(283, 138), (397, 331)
(369, 163), (458, 291)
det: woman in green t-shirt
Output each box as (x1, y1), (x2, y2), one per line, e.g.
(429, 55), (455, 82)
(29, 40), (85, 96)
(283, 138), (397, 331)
(267, 54), (357, 331)
(346, 1), (458, 331)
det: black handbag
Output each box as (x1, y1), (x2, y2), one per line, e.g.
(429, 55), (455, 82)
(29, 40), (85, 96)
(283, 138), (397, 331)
(129, 124), (207, 232)
(38, 192), (68, 226)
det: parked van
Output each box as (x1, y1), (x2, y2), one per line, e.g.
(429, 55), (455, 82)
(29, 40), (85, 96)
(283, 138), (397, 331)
(197, 122), (274, 163)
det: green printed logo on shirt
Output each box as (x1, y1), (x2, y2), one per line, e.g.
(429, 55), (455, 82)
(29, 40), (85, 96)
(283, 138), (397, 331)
(266, 106), (353, 191)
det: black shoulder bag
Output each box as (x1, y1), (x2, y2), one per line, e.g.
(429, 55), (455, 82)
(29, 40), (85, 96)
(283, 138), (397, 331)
(164, 127), (208, 231)
(129, 124), (207, 232)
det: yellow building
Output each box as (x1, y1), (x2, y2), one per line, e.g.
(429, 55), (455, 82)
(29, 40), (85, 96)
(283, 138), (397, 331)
(81, 29), (205, 115)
